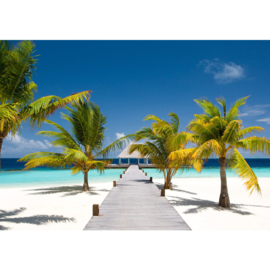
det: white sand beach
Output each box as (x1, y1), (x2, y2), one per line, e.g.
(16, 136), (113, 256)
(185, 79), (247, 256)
(154, 177), (270, 230)
(0, 182), (112, 231)
(1, 177), (270, 231)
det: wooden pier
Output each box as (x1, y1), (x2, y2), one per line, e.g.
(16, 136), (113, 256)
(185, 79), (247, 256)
(106, 164), (156, 169)
(84, 165), (191, 230)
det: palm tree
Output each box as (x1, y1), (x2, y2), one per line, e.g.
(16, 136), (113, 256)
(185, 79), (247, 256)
(19, 100), (111, 191)
(118, 113), (197, 189)
(169, 97), (270, 208)
(0, 40), (91, 169)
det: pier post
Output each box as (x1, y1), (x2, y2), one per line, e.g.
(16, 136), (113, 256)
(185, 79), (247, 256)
(161, 189), (165, 196)
(93, 204), (99, 216)
(113, 181), (116, 187)
(150, 177), (152, 182)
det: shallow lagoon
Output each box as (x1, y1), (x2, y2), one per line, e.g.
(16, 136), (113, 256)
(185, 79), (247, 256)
(1, 167), (269, 188)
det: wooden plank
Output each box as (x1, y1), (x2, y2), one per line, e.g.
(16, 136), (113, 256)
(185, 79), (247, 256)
(84, 165), (191, 230)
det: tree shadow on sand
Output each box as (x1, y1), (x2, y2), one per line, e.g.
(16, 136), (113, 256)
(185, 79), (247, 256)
(168, 195), (270, 216)
(0, 225), (9, 230)
(0, 207), (26, 219)
(24, 185), (107, 197)
(155, 183), (197, 195)
(0, 207), (75, 230)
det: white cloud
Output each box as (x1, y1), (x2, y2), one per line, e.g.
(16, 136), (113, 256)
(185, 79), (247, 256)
(241, 104), (270, 117)
(256, 118), (270, 124)
(200, 59), (245, 84)
(116, 132), (125, 139)
(4, 133), (53, 153)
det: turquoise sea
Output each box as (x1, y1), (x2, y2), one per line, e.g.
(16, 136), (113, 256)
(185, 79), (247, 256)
(0, 158), (270, 188)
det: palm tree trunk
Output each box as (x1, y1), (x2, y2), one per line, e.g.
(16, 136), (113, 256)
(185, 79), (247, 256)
(218, 157), (230, 208)
(0, 137), (3, 171)
(162, 170), (168, 189)
(0, 128), (7, 171)
(83, 171), (90, 191)
(164, 170), (172, 189)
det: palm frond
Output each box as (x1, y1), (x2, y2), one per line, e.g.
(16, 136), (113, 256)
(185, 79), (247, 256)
(0, 41), (38, 105)
(221, 120), (241, 145)
(194, 98), (221, 118)
(21, 90), (91, 127)
(0, 103), (20, 132)
(18, 152), (68, 170)
(226, 96), (249, 122)
(167, 132), (190, 150)
(210, 116), (227, 135)
(227, 149), (261, 194)
(87, 102), (107, 153)
(37, 119), (80, 150)
(129, 143), (151, 158)
(63, 148), (88, 162)
(86, 160), (106, 173)
(194, 114), (211, 122)
(169, 148), (197, 161)
(239, 136), (270, 155)
(70, 165), (84, 175)
(188, 119), (219, 141)
(238, 126), (264, 138)
(216, 97), (226, 118)
(134, 127), (157, 141)
(143, 114), (163, 122)
(169, 112), (180, 133)
(192, 139), (221, 159)
(191, 158), (204, 172)
(98, 134), (136, 158)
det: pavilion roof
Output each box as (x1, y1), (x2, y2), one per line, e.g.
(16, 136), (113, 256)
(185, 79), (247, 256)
(117, 141), (145, 158)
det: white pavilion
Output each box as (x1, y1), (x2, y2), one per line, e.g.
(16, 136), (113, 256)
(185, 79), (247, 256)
(117, 142), (149, 165)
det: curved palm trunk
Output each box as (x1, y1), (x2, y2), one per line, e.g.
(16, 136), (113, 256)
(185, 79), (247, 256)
(0, 137), (3, 171)
(218, 157), (230, 208)
(83, 172), (90, 191)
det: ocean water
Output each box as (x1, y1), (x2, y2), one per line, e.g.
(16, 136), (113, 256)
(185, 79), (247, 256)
(0, 158), (270, 188)
(0, 168), (125, 188)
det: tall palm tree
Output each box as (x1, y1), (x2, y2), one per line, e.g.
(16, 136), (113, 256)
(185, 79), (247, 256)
(115, 113), (197, 189)
(19, 100), (111, 191)
(169, 97), (270, 208)
(0, 40), (91, 169)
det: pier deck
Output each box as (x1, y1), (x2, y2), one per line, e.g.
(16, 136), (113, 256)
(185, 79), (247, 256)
(84, 165), (190, 230)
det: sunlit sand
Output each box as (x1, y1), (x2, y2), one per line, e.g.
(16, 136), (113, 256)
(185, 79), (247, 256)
(1, 176), (270, 230)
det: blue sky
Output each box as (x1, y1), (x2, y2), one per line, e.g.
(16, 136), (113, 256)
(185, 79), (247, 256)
(3, 40), (270, 158)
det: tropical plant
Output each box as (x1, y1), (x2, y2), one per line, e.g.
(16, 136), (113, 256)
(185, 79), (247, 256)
(0, 40), (91, 169)
(169, 96), (270, 208)
(104, 113), (197, 189)
(19, 100), (111, 191)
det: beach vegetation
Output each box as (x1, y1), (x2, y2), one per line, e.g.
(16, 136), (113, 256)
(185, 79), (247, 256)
(0, 40), (91, 169)
(19, 100), (111, 191)
(102, 113), (198, 189)
(169, 97), (270, 208)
